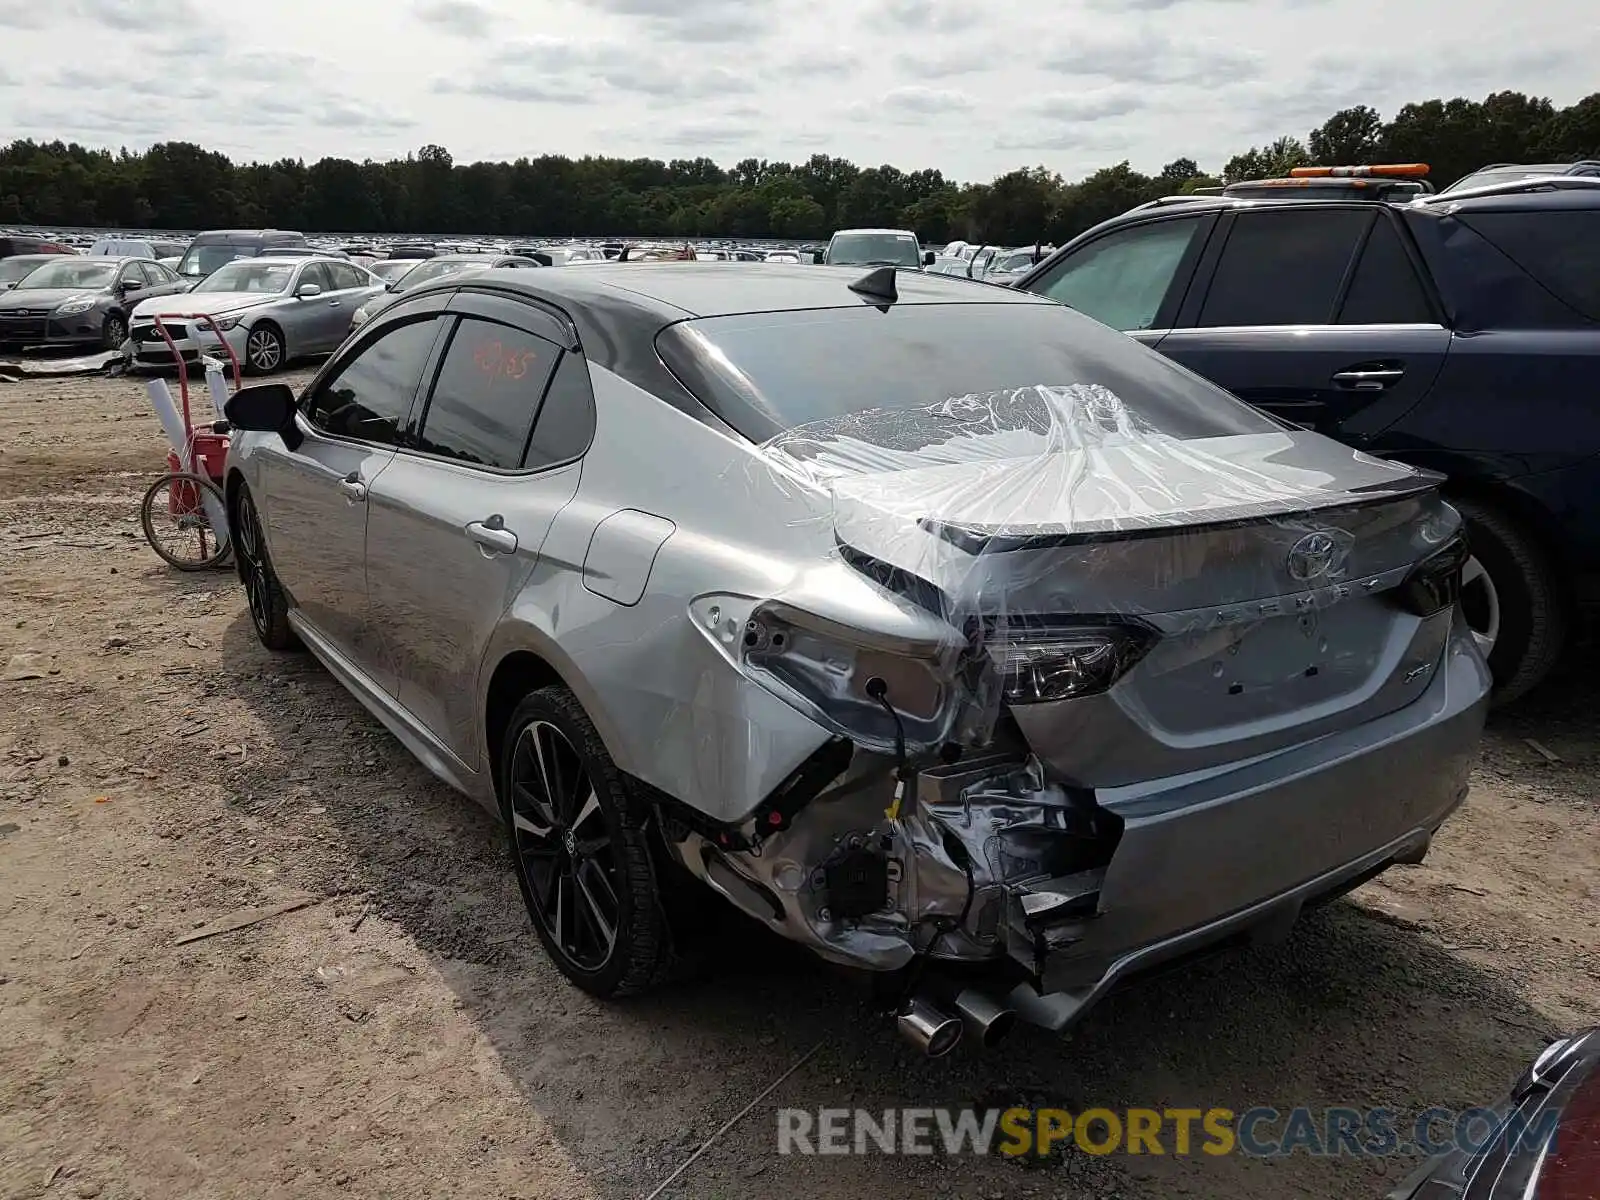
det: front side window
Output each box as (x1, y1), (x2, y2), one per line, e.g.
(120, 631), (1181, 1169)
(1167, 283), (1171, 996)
(1197, 208), (1369, 327)
(1028, 217), (1205, 331)
(413, 317), (558, 468)
(304, 316), (442, 445)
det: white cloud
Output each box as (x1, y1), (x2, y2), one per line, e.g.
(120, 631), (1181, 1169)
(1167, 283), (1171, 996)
(0, 0), (1593, 182)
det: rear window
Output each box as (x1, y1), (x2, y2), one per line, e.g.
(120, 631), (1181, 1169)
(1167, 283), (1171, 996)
(1457, 209), (1600, 322)
(657, 302), (1279, 444)
(178, 243), (258, 278)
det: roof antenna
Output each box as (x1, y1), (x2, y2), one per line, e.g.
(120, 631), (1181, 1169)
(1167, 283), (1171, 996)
(848, 265), (898, 304)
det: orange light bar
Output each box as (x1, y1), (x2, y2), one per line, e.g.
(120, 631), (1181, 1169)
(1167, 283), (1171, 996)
(1243, 178), (1371, 189)
(1289, 163), (1431, 179)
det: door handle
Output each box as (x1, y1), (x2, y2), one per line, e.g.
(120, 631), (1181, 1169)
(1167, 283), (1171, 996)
(338, 473), (366, 502)
(467, 517), (518, 554)
(1332, 367), (1405, 391)
(327, 300), (342, 307)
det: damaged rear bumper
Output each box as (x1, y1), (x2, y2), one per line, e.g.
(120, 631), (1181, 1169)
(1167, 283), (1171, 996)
(1003, 627), (1488, 1033)
(666, 620), (1489, 1042)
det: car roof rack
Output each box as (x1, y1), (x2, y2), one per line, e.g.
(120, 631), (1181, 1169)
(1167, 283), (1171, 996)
(1475, 159), (1600, 171)
(1414, 175), (1600, 204)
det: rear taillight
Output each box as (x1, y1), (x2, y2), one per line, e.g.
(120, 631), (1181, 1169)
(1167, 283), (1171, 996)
(985, 624), (1154, 704)
(1395, 533), (1470, 617)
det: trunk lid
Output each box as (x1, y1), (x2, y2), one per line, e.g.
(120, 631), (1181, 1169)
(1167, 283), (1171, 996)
(764, 389), (1459, 783)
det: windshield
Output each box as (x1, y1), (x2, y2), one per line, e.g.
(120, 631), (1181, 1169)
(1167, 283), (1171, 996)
(392, 259), (477, 291)
(0, 257), (52, 286)
(14, 260), (118, 290)
(827, 232), (921, 267)
(193, 261), (294, 294)
(178, 244), (256, 278)
(657, 301), (1279, 445)
(369, 259), (419, 282)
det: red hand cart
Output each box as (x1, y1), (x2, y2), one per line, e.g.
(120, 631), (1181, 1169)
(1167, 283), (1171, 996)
(138, 314), (244, 571)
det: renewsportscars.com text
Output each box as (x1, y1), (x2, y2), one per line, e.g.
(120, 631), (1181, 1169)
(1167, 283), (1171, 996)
(776, 1105), (1557, 1158)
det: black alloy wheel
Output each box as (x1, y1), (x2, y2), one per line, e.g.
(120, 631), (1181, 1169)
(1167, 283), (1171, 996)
(233, 485), (298, 650)
(501, 687), (674, 997)
(509, 719), (623, 972)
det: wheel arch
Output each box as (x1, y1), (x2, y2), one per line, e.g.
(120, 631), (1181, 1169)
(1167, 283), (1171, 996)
(1437, 475), (1577, 613)
(480, 635), (634, 808)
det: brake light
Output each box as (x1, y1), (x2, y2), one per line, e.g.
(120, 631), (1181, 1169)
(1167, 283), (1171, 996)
(1289, 163), (1431, 178)
(1394, 533), (1470, 617)
(986, 624), (1154, 704)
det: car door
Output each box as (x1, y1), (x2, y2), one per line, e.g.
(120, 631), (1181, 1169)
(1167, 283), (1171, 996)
(114, 260), (147, 304)
(1155, 205), (1450, 442)
(363, 292), (594, 770)
(323, 261), (376, 347)
(306, 262), (355, 352)
(257, 306), (450, 684)
(1018, 211), (1217, 350)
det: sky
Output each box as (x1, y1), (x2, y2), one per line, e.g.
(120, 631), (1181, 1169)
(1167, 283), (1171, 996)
(0, 0), (1596, 184)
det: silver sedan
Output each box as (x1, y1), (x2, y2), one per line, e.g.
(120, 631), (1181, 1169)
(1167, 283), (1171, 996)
(129, 256), (385, 374)
(217, 263), (1490, 1055)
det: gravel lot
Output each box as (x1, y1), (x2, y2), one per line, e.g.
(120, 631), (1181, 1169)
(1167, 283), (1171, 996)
(2, 365), (1597, 1200)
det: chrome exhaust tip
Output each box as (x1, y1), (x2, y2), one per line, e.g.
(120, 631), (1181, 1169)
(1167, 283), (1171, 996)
(952, 987), (1018, 1048)
(896, 995), (964, 1058)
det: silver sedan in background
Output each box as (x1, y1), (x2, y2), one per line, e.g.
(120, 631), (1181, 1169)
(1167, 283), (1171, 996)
(129, 256), (384, 374)
(349, 253), (543, 330)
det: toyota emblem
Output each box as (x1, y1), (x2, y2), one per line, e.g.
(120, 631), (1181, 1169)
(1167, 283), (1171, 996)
(1287, 532), (1340, 582)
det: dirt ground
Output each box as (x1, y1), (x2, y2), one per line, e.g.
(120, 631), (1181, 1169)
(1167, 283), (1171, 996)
(1, 364), (1597, 1200)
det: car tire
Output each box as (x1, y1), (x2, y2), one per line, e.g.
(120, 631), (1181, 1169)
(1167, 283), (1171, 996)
(101, 312), (128, 351)
(500, 686), (675, 999)
(1450, 496), (1566, 706)
(232, 482), (300, 651)
(243, 322), (285, 375)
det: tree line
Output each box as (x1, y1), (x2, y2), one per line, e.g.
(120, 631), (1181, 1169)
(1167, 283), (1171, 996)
(2, 91), (1596, 246)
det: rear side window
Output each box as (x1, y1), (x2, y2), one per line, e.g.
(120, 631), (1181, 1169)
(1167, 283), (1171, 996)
(1198, 208), (1369, 326)
(1458, 210), (1600, 322)
(524, 351), (596, 468)
(1337, 218), (1434, 324)
(413, 317), (558, 469)
(1027, 216), (1205, 331)
(305, 316), (441, 445)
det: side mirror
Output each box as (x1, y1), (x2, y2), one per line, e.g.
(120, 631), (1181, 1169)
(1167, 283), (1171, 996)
(119, 279), (144, 293)
(223, 382), (303, 451)
(296, 283), (322, 299)
(811, 250), (825, 265)
(922, 250), (935, 266)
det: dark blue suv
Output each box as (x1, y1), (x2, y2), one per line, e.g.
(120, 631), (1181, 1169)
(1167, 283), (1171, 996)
(1014, 178), (1600, 703)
